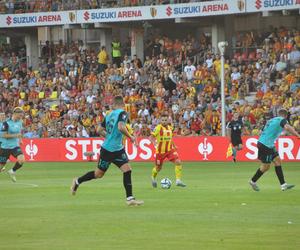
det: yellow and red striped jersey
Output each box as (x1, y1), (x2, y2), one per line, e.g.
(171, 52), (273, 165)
(123, 123), (134, 145)
(152, 124), (174, 154)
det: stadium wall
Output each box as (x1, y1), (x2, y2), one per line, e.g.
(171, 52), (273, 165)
(19, 137), (300, 162)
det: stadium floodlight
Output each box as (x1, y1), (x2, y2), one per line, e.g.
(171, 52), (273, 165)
(218, 41), (228, 137)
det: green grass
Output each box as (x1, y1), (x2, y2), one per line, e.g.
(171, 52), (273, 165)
(0, 162), (300, 250)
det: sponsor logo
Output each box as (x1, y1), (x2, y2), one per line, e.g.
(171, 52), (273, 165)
(25, 140), (38, 161)
(9, 15), (62, 25)
(166, 6), (172, 16)
(69, 12), (75, 22)
(84, 11), (90, 21)
(65, 139), (153, 161)
(237, 0), (245, 11)
(198, 138), (213, 160)
(202, 3), (229, 12)
(89, 10), (142, 20)
(174, 6), (201, 15)
(6, 16), (12, 25)
(257, 0), (296, 9)
(256, 0), (262, 9)
(150, 7), (157, 18)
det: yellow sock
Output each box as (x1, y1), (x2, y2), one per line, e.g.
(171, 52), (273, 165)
(152, 167), (158, 179)
(175, 165), (182, 180)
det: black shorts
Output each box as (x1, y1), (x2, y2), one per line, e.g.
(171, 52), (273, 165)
(0, 147), (23, 164)
(97, 147), (129, 172)
(257, 142), (279, 164)
(231, 136), (242, 147)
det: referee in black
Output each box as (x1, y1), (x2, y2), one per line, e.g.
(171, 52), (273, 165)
(227, 112), (244, 162)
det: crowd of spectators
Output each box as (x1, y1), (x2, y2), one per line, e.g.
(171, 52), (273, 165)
(0, 26), (299, 138)
(0, 0), (214, 14)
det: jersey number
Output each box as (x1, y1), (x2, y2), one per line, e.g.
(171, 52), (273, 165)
(107, 119), (115, 134)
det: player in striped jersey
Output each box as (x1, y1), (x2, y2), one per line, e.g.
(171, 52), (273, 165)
(150, 113), (186, 188)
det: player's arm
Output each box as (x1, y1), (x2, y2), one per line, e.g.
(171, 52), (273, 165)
(98, 118), (107, 137)
(226, 122), (232, 141)
(284, 123), (300, 138)
(149, 134), (157, 147)
(149, 125), (160, 147)
(117, 112), (136, 145)
(1, 122), (21, 139)
(97, 126), (106, 137)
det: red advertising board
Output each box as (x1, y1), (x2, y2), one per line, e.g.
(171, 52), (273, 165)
(20, 137), (300, 162)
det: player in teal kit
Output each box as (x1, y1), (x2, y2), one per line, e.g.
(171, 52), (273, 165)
(0, 112), (6, 172)
(71, 96), (143, 206)
(249, 109), (300, 191)
(0, 107), (25, 181)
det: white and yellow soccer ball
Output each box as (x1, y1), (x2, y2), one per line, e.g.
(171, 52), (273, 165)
(160, 178), (172, 189)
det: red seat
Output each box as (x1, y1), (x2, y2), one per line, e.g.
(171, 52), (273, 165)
(248, 52), (256, 60)
(234, 52), (240, 60)
(241, 52), (248, 61)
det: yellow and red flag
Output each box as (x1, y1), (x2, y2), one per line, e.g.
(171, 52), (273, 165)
(226, 143), (233, 158)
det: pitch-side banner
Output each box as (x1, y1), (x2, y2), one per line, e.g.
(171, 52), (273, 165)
(247, 0), (300, 12)
(20, 137), (300, 162)
(77, 0), (245, 23)
(0, 11), (77, 28)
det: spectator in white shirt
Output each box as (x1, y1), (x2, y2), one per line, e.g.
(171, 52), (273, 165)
(184, 59), (196, 81)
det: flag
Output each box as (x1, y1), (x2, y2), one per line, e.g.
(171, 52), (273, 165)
(226, 143), (233, 158)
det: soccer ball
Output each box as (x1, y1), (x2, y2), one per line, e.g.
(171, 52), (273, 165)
(160, 178), (172, 189)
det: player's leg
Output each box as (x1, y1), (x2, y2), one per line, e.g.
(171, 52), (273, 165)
(8, 148), (25, 182)
(118, 162), (144, 206)
(71, 149), (109, 195)
(272, 156), (295, 191)
(249, 163), (270, 191)
(0, 148), (7, 172)
(0, 163), (5, 172)
(169, 151), (186, 187)
(151, 155), (164, 188)
(232, 137), (243, 162)
(249, 143), (272, 191)
(232, 146), (238, 162)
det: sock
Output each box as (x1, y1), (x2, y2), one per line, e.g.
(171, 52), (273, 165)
(175, 165), (182, 180)
(251, 168), (264, 183)
(275, 166), (285, 185)
(12, 162), (23, 172)
(232, 148), (237, 158)
(77, 171), (95, 184)
(123, 170), (133, 198)
(152, 167), (158, 179)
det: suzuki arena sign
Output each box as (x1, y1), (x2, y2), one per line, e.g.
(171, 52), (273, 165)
(20, 137), (300, 162)
(248, 0), (300, 12)
(77, 0), (244, 23)
(0, 11), (76, 27)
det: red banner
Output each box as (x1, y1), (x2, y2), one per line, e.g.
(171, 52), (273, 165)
(18, 137), (300, 162)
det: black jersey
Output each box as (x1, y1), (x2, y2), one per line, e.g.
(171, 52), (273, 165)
(227, 120), (243, 138)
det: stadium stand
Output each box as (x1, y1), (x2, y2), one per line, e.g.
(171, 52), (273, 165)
(0, 26), (299, 138)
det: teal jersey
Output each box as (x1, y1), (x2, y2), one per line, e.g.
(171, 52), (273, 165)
(101, 109), (128, 152)
(1, 119), (23, 149)
(258, 117), (288, 148)
(0, 121), (4, 144)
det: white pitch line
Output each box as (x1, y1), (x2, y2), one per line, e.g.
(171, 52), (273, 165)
(13, 183), (39, 187)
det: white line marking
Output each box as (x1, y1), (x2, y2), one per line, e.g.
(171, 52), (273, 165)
(14, 183), (39, 187)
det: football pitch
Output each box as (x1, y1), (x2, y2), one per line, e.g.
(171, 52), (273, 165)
(0, 162), (299, 250)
